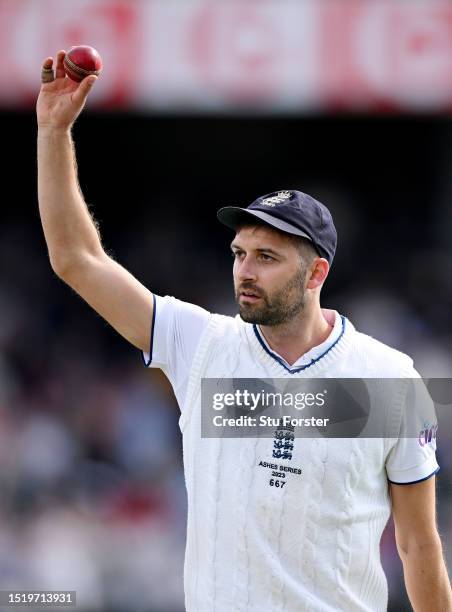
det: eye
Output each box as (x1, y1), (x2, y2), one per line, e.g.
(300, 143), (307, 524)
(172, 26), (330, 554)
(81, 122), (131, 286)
(260, 254), (274, 262)
(231, 250), (244, 259)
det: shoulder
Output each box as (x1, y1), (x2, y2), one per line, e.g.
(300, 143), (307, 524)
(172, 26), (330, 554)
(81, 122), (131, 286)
(208, 312), (245, 339)
(155, 294), (210, 319)
(155, 296), (246, 353)
(352, 328), (414, 376)
(196, 313), (251, 364)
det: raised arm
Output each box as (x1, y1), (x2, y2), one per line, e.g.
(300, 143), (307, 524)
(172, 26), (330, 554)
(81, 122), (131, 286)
(390, 478), (452, 611)
(37, 51), (153, 352)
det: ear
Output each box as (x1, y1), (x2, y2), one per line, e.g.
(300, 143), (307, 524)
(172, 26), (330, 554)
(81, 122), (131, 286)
(306, 258), (329, 289)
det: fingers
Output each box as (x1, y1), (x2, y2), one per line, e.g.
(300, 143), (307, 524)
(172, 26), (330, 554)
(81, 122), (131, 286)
(41, 57), (55, 84)
(72, 75), (98, 106)
(41, 51), (66, 84)
(55, 50), (66, 79)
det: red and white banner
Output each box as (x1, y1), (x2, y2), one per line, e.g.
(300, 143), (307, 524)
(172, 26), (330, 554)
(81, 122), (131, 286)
(2, 0), (452, 112)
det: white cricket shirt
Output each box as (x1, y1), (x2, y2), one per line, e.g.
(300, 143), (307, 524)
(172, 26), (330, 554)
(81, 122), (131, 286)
(142, 295), (439, 612)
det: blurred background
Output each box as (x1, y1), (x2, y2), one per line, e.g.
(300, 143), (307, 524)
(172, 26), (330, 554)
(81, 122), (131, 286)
(1, 0), (452, 610)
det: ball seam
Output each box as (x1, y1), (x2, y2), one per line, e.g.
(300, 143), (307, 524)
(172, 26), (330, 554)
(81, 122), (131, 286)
(64, 55), (100, 77)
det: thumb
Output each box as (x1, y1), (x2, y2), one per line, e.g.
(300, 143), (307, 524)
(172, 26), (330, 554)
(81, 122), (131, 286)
(73, 75), (97, 106)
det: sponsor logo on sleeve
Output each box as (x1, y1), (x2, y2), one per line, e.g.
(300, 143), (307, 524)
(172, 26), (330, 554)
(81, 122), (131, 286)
(418, 422), (438, 447)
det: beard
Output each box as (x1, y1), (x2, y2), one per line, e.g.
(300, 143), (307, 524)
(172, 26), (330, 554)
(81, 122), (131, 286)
(235, 267), (307, 326)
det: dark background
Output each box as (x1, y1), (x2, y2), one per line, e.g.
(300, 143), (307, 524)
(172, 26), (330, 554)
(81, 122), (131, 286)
(1, 111), (451, 610)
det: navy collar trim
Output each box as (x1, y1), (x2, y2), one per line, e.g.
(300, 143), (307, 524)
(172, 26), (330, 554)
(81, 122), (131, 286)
(252, 316), (346, 374)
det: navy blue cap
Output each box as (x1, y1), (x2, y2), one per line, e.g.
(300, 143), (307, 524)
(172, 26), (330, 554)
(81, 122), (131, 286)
(217, 190), (337, 264)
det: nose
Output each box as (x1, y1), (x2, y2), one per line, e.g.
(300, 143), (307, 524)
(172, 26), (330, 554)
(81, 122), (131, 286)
(236, 254), (258, 283)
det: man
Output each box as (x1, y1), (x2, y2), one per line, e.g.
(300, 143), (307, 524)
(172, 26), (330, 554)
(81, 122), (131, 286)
(37, 52), (451, 611)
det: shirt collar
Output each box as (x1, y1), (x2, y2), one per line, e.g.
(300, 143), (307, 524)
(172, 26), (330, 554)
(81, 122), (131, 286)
(255, 309), (342, 370)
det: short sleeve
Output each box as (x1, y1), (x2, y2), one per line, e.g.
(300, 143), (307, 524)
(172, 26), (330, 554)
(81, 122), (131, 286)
(141, 294), (210, 405)
(386, 372), (439, 485)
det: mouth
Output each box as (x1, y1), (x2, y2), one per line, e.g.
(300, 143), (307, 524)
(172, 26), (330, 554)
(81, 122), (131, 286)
(239, 291), (262, 303)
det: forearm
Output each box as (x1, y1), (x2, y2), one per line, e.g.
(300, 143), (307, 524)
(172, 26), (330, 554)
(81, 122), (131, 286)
(37, 126), (103, 274)
(401, 539), (452, 611)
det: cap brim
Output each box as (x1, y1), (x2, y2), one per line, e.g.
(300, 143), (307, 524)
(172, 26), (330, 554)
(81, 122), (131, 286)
(217, 207), (313, 242)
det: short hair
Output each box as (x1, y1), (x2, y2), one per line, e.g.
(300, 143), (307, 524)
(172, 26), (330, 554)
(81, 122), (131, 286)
(287, 234), (319, 265)
(235, 219), (319, 265)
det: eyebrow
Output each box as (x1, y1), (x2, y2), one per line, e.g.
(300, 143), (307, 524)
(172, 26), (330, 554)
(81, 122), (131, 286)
(230, 243), (282, 257)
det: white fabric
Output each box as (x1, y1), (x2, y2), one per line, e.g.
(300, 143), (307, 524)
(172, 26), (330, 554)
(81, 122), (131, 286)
(255, 307), (341, 370)
(142, 295), (210, 405)
(386, 371), (439, 484)
(143, 295), (341, 399)
(142, 296), (439, 612)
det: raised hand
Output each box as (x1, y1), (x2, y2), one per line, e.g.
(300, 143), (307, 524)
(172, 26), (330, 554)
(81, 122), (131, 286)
(36, 50), (97, 130)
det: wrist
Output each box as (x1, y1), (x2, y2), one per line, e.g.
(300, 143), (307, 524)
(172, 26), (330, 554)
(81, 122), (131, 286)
(37, 124), (72, 138)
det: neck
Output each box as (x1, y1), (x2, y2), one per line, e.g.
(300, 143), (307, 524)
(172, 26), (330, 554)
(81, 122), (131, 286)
(258, 305), (333, 366)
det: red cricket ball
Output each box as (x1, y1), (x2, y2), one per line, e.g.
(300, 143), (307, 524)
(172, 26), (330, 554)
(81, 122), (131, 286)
(63, 46), (103, 82)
